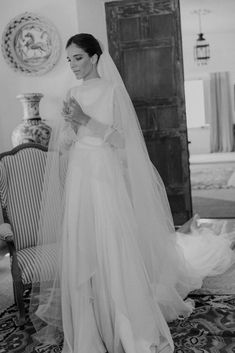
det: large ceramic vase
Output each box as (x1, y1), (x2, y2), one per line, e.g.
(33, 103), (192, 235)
(12, 93), (51, 148)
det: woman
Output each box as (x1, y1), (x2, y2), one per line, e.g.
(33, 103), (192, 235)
(31, 33), (235, 353)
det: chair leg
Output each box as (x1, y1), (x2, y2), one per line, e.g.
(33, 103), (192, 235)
(10, 250), (26, 326)
(13, 278), (26, 326)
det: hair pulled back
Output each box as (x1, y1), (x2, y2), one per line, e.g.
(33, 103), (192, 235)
(66, 33), (102, 60)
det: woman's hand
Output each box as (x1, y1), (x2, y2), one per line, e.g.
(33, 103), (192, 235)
(62, 97), (90, 126)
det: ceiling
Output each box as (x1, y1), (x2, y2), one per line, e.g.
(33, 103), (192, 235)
(180, 0), (235, 34)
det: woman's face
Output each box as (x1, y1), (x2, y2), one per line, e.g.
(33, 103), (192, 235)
(66, 43), (98, 81)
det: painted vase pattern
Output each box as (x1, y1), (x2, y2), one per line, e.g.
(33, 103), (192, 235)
(12, 93), (51, 147)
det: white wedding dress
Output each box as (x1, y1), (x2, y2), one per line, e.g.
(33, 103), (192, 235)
(59, 78), (174, 352)
(53, 78), (235, 353)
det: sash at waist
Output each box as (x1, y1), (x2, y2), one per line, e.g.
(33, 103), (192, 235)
(75, 136), (108, 149)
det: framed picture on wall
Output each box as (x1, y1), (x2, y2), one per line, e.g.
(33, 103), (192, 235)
(1, 12), (61, 76)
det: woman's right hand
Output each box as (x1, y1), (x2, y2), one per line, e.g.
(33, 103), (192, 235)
(62, 100), (80, 132)
(62, 100), (73, 121)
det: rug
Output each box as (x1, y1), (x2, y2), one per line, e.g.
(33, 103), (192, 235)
(1, 291), (235, 352)
(172, 294), (235, 352)
(0, 290), (62, 353)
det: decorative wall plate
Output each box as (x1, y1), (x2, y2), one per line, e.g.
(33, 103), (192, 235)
(1, 12), (61, 76)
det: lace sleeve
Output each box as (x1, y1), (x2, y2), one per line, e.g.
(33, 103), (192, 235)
(58, 88), (78, 152)
(58, 122), (77, 152)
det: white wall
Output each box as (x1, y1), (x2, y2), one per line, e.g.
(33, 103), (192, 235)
(182, 32), (235, 117)
(1, 1), (234, 156)
(75, 0), (108, 47)
(182, 32), (235, 87)
(182, 31), (235, 154)
(0, 0), (79, 152)
(188, 127), (210, 154)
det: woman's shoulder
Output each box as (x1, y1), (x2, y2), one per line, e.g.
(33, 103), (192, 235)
(85, 78), (116, 97)
(66, 83), (83, 98)
(99, 77), (114, 86)
(93, 78), (115, 91)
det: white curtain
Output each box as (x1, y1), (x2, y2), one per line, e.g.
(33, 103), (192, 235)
(210, 72), (234, 152)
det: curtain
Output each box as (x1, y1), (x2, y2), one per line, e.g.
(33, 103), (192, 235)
(210, 72), (234, 152)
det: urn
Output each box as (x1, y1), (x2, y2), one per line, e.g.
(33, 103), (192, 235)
(12, 93), (51, 147)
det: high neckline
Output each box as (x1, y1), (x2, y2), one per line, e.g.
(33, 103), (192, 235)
(82, 77), (102, 86)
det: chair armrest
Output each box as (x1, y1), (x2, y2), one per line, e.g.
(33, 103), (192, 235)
(0, 223), (14, 242)
(0, 222), (23, 288)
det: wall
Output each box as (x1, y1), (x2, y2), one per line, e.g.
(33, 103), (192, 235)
(75, 0), (108, 47)
(188, 127), (210, 154)
(182, 31), (235, 154)
(182, 31), (235, 117)
(2, 1), (235, 155)
(0, 0), (79, 152)
(182, 32), (235, 87)
(74, 0), (235, 156)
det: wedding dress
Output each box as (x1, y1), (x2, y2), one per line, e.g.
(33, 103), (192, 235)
(31, 54), (235, 353)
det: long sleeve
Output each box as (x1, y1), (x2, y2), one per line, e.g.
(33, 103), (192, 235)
(58, 87), (78, 152)
(86, 86), (125, 149)
(58, 122), (78, 152)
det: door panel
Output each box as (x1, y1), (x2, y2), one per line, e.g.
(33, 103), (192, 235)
(123, 46), (174, 99)
(105, 0), (192, 225)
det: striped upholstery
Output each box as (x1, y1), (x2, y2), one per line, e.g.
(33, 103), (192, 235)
(0, 148), (47, 250)
(0, 161), (7, 209)
(17, 244), (57, 284)
(0, 144), (59, 321)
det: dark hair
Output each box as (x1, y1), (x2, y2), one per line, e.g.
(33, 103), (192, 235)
(65, 33), (102, 60)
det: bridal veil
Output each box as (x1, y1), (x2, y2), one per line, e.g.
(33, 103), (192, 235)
(30, 41), (203, 345)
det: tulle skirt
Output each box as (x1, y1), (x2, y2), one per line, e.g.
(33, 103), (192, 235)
(59, 136), (235, 353)
(61, 137), (176, 353)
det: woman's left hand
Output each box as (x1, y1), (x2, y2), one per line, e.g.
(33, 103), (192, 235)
(68, 97), (90, 126)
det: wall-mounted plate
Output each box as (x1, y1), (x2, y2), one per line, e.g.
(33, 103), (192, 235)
(1, 12), (61, 76)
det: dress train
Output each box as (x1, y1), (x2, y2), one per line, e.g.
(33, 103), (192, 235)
(41, 136), (235, 353)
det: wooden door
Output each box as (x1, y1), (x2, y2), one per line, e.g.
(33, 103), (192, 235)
(105, 0), (192, 225)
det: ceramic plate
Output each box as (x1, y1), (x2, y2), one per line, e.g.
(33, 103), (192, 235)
(1, 12), (61, 76)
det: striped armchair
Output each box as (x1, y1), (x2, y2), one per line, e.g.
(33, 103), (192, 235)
(0, 143), (56, 325)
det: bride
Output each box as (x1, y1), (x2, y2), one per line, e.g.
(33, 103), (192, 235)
(30, 33), (235, 353)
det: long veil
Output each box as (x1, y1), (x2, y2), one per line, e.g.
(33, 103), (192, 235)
(30, 42), (204, 344)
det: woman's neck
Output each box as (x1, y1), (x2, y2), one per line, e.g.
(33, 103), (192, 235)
(83, 67), (100, 81)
